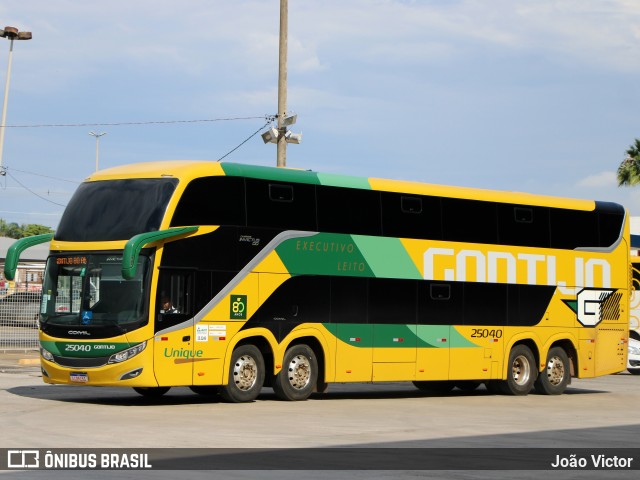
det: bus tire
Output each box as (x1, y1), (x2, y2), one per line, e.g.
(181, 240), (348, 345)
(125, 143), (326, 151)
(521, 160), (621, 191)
(273, 344), (318, 401)
(412, 381), (455, 393)
(133, 387), (170, 397)
(534, 347), (570, 395)
(502, 344), (536, 395)
(220, 345), (265, 403)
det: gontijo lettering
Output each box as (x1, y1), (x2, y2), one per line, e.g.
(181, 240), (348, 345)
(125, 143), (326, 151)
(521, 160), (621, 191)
(424, 248), (611, 292)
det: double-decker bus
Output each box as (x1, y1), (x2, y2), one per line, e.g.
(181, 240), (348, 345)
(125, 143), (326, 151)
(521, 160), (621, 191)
(5, 161), (630, 401)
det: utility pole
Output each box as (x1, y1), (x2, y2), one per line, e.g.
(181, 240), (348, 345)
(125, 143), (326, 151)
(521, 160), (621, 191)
(276, 0), (288, 168)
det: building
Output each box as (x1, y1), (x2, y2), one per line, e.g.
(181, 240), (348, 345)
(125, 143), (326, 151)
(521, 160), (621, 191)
(0, 237), (49, 295)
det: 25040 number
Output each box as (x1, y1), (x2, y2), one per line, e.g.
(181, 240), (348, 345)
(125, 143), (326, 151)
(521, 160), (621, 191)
(470, 328), (503, 339)
(64, 344), (91, 352)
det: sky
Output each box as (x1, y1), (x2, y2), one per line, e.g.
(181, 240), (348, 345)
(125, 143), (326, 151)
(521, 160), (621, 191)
(1, 0), (640, 229)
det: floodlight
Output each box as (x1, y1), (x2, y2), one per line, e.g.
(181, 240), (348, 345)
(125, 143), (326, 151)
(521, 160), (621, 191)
(285, 131), (302, 144)
(283, 114), (297, 127)
(261, 127), (279, 144)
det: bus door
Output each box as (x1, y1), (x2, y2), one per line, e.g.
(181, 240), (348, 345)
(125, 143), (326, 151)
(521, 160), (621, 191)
(153, 269), (194, 386)
(331, 277), (373, 382)
(371, 279), (417, 381)
(414, 282), (457, 381)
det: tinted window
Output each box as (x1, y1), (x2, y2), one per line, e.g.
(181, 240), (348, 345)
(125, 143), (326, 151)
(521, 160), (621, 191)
(331, 276), (368, 324)
(498, 204), (550, 248)
(246, 179), (316, 230)
(171, 176), (245, 227)
(318, 186), (382, 236)
(598, 208), (624, 247)
(253, 275), (330, 323)
(381, 192), (442, 240)
(441, 198), (497, 244)
(368, 278), (417, 324)
(418, 281), (463, 325)
(57, 179), (178, 241)
(161, 228), (240, 271)
(464, 282), (507, 326)
(550, 208), (598, 249)
(507, 284), (555, 327)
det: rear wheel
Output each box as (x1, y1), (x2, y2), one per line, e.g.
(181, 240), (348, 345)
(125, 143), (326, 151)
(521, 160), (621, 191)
(133, 387), (170, 398)
(534, 347), (570, 395)
(220, 345), (265, 403)
(273, 344), (318, 401)
(500, 345), (536, 395)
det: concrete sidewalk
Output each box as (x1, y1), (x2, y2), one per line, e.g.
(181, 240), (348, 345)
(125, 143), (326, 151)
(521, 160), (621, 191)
(0, 350), (40, 373)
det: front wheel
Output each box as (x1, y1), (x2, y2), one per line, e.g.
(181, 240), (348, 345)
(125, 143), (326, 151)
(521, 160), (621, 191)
(500, 345), (536, 395)
(273, 344), (318, 401)
(535, 347), (570, 395)
(220, 345), (265, 403)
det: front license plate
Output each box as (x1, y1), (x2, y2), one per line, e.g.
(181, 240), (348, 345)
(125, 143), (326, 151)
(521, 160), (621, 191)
(70, 372), (88, 383)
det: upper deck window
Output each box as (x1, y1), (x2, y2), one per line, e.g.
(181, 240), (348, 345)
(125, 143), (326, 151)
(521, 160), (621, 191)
(56, 178), (178, 241)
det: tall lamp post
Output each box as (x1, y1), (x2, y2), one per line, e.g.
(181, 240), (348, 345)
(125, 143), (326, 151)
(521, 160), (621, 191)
(0, 26), (32, 175)
(89, 131), (106, 172)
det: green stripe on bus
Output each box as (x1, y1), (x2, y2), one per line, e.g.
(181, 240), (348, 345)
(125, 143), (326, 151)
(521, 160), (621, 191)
(323, 324), (480, 349)
(316, 172), (372, 189)
(220, 163), (372, 190)
(40, 341), (132, 358)
(352, 236), (422, 279)
(220, 163), (321, 184)
(275, 233), (374, 277)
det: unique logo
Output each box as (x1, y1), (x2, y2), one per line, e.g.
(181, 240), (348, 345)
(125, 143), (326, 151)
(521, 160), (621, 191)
(68, 330), (91, 336)
(563, 288), (621, 327)
(230, 295), (247, 319)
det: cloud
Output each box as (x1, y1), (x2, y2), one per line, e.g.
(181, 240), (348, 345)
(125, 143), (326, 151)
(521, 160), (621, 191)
(576, 171), (618, 188)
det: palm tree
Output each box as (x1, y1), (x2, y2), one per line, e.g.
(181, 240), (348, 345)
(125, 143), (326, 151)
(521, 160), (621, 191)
(617, 138), (640, 186)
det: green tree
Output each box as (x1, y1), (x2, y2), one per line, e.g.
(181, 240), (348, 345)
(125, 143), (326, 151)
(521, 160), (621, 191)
(22, 224), (54, 237)
(617, 138), (640, 186)
(0, 218), (54, 239)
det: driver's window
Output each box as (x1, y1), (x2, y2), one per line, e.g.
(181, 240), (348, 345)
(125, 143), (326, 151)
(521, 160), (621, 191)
(155, 270), (193, 332)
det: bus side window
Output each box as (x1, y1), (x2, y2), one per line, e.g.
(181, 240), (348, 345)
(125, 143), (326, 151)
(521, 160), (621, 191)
(155, 270), (193, 332)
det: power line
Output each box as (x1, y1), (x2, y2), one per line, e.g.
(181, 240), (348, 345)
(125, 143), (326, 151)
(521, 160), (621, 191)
(218, 119), (273, 161)
(4, 171), (67, 207)
(5, 167), (81, 184)
(0, 115), (275, 129)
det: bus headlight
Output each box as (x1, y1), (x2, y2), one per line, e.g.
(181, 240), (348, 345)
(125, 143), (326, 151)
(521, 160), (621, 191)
(40, 347), (54, 362)
(108, 341), (147, 364)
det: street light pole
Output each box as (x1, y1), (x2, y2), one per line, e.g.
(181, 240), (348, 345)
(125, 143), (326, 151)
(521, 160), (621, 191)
(276, 0), (288, 168)
(0, 26), (32, 175)
(89, 131), (106, 172)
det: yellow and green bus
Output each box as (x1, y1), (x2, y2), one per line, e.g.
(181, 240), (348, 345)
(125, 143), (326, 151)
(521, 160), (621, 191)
(4, 161), (630, 401)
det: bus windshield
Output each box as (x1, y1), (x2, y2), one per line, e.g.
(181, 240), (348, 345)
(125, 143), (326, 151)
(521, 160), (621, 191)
(40, 254), (151, 333)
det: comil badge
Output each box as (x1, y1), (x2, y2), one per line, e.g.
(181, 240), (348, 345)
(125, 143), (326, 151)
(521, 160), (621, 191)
(563, 288), (622, 327)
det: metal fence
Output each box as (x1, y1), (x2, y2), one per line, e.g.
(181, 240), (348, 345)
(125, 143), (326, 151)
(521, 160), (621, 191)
(0, 286), (41, 351)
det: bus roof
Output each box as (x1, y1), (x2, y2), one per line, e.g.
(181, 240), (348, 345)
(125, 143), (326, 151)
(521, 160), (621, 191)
(87, 160), (605, 211)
